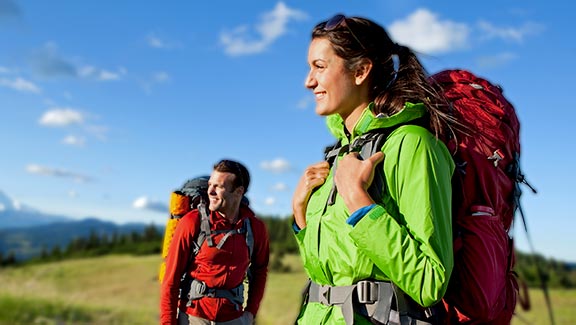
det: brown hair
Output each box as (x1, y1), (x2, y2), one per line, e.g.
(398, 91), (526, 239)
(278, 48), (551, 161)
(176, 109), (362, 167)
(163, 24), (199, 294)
(312, 15), (457, 140)
(213, 159), (250, 193)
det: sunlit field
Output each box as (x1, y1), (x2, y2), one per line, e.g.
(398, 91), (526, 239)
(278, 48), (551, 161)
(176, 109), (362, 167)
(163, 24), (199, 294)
(0, 254), (573, 324)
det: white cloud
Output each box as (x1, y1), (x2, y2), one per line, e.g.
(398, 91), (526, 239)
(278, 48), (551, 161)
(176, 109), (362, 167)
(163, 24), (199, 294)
(62, 135), (86, 147)
(82, 125), (108, 141)
(141, 71), (171, 94)
(39, 108), (84, 127)
(264, 197), (276, 206)
(133, 196), (167, 213)
(271, 182), (288, 192)
(147, 34), (166, 48)
(146, 33), (181, 49)
(220, 2), (307, 56)
(297, 95), (312, 110)
(26, 164), (92, 183)
(388, 8), (469, 54)
(31, 43), (126, 81)
(261, 158), (291, 173)
(0, 77), (41, 93)
(85, 125), (108, 141)
(153, 71), (170, 83)
(477, 21), (544, 43)
(476, 52), (518, 69)
(98, 70), (122, 81)
(78, 65), (125, 81)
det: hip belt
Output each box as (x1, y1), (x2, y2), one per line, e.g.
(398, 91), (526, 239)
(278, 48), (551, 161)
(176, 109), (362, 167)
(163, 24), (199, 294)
(183, 278), (245, 309)
(306, 280), (435, 325)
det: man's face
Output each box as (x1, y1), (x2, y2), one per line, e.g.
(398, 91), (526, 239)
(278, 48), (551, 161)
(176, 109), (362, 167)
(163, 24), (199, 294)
(208, 170), (242, 216)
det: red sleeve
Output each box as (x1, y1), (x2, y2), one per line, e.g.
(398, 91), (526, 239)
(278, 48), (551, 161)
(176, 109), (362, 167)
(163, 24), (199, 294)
(160, 211), (199, 325)
(245, 215), (270, 316)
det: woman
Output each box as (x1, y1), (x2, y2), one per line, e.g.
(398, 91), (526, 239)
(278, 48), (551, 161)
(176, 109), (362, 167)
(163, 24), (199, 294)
(292, 14), (455, 324)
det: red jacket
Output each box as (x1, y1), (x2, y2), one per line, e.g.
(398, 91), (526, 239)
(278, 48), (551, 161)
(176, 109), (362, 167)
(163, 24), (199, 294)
(160, 205), (269, 324)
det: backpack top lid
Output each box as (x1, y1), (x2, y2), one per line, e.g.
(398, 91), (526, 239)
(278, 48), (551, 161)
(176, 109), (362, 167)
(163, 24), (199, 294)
(180, 175), (209, 201)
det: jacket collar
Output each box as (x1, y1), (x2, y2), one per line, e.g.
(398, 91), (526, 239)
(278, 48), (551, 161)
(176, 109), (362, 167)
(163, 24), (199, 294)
(326, 102), (427, 142)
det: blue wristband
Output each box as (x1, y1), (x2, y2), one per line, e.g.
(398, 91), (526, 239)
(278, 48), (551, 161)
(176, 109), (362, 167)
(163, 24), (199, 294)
(346, 204), (376, 226)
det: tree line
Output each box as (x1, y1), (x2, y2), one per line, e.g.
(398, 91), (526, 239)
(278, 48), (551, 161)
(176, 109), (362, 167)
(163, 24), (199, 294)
(1, 216), (574, 289)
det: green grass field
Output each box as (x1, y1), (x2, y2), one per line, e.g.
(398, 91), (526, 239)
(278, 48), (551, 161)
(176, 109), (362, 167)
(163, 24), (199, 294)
(0, 254), (573, 324)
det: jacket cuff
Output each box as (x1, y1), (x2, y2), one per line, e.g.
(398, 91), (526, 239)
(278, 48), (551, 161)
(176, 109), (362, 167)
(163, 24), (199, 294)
(346, 204), (377, 226)
(292, 221), (301, 233)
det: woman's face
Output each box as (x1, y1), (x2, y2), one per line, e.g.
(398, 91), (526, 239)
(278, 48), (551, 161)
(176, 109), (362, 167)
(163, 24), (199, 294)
(305, 38), (364, 119)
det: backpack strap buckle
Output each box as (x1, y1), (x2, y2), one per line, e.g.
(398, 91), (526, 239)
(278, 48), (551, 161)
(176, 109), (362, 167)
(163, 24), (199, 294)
(317, 284), (331, 306)
(356, 280), (379, 304)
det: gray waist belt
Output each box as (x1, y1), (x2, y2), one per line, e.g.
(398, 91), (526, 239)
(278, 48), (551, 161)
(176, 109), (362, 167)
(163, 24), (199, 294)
(306, 280), (434, 325)
(185, 278), (244, 309)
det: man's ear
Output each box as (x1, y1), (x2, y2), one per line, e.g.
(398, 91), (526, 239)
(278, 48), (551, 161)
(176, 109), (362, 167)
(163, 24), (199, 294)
(234, 186), (245, 197)
(354, 59), (373, 86)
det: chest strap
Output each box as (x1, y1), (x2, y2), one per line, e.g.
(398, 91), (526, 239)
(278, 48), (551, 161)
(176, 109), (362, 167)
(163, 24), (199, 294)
(306, 280), (435, 325)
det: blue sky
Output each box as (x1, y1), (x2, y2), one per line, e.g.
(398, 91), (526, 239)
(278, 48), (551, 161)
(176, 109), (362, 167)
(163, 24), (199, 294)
(1, 0), (574, 261)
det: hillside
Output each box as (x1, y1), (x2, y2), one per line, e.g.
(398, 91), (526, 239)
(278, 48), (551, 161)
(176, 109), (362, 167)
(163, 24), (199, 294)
(0, 218), (156, 261)
(0, 254), (574, 324)
(0, 254), (305, 324)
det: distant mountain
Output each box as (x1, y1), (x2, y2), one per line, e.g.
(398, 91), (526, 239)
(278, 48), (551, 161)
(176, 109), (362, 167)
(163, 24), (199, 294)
(0, 218), (153, 261)
(0, 190), (71, 228)
(0, 190), (161, 261)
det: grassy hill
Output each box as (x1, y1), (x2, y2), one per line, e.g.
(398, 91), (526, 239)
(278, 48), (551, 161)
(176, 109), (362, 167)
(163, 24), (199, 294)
(0, 254), (574, 324)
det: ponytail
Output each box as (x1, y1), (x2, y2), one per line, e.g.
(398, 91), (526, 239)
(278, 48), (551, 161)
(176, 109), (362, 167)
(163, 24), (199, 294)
(372, 44), (454, 140)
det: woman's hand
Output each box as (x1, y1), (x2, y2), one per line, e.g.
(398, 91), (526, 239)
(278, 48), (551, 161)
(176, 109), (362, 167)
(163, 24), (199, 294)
(292, 161), (330, 229)
(335, 151), (384, 212)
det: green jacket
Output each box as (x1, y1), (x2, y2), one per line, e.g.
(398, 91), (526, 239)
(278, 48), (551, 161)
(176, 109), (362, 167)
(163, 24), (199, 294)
(295, 103), (454, 324)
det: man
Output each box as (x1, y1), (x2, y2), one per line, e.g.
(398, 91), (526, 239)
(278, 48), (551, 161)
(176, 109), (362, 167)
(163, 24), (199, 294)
(160, 159), (269, 325)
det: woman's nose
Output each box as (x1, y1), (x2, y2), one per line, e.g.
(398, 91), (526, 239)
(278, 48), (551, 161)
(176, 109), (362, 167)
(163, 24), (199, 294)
(304, 71), (316, 89)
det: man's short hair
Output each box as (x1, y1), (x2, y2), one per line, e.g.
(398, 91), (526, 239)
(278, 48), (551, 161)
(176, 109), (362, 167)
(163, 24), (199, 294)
(213, 159), (250, 193)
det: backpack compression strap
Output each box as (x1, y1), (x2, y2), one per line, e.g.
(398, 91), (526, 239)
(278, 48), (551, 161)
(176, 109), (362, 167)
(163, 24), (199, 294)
(214, 218), (251, 250)
(195, 207), (254, 260)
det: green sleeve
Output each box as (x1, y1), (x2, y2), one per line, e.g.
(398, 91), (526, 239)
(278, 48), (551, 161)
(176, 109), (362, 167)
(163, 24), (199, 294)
(349, 126), (454, 307)
(294, 226), (309, 267)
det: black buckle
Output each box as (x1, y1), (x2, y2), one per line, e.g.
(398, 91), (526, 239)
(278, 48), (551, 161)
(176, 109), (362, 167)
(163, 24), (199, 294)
(357, 281), (378, 304)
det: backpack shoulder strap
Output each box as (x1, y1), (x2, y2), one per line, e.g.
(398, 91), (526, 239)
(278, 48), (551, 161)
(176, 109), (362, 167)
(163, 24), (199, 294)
(355, 131), (390, 202)
(325, 127), (397, 206)
(324, 139), (347, 167)
(180, 203), (210, 288)
(349, 120), (429, 203)
(194, 201), (212, 255)
(243, 217), (254, 260)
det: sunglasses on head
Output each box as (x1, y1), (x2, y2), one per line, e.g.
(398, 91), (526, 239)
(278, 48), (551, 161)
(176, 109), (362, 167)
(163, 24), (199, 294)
(324, 14), (366, 50)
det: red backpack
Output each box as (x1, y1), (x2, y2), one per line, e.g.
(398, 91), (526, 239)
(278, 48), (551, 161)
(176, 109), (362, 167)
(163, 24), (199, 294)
(429, 69), (534, 324)
(324, 69), (546, 324)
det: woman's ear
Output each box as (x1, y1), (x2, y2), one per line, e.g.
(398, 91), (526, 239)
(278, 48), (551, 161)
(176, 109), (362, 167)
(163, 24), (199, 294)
(354, 59), (373, 86)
